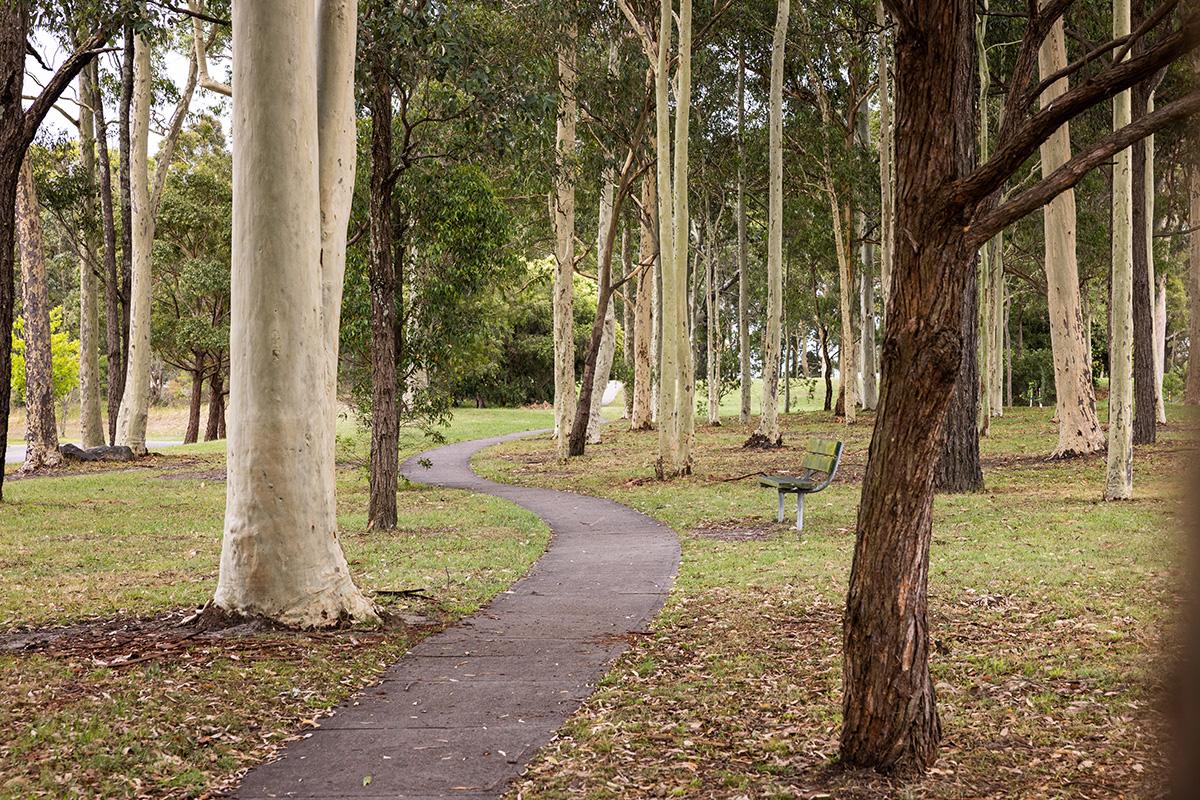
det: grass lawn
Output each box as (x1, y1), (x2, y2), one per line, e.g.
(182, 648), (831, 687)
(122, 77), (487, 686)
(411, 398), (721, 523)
(0, 406), (552, 798)
(473, 403), (1189, 799)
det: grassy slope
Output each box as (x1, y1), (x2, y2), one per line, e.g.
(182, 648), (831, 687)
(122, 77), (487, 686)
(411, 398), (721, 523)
(473, 404), (1188, 799)
(0, 407), (552, 798)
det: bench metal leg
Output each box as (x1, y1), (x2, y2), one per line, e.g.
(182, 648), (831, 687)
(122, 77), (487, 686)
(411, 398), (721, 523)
(796, 493), (805, 531)
(777, 491), (785, 523)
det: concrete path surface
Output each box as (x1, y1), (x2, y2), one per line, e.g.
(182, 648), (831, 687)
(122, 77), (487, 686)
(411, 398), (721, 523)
(234, 430), (681, 799)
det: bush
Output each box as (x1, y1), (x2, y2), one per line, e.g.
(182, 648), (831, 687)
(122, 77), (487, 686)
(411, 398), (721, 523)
(1012, 348), (1055, 406)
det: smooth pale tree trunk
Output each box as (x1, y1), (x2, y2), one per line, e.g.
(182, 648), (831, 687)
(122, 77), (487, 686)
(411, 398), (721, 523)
(1147, 93), (1166, 424)
(706, 221), (721, 425)
(587, 148), (618, 444)
(753, 0), (789, 446)
(118, 27), (133, 385)
(77, 67), (104, 448)
(16, 159), (62, 471)
(857, 112), (878, 411)
(1106, 0), (1134, 500)
(987, 235), (1005, 413)
(877, 0), (894, 327)
(317, 0), (359, 524)
(654, 0), (692, 477)
(552, 30), (578, 457)
(115, 35), (153, 456)
(631, 168), (655, 429)
(1037, 18), (1105, 457)
(621, 227), (635, 419)
(976, 7), (1005, 419)
(214, 0), (376, 627)
(737, 44), (751, 425)
(1188, 163), (1200, 405)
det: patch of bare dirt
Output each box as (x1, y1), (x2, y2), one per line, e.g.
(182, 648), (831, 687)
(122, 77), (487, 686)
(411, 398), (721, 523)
(688, 520), (782, 541)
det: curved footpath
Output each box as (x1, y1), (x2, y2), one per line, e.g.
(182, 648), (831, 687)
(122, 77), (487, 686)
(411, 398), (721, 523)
(235, 430), (681, 799)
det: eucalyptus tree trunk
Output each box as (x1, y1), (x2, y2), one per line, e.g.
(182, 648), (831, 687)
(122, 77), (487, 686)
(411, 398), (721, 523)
(205, 368), (224, 441)
(753, 0), (789, 446)
(857, 112), (878, 411)
(1147, 93), (1166, 424)
(185, 360), (203, 444)
(878, 1), (897, 328)
(1130, 78), (1156, 445)
(92, 62), (123, 445)
(214, 0), (376, 628)
(77, 67), (104, 448)
(621, 227), (635, 419)
(655, 0), (694, 477)
(1105, 0), (1135, 500)
(587, 121), (618, 444)
(1187, 164), (1200, 405)
(1037, 17), (1105, 457)
(1154, 271), (1167, 411)
(365, 39), (398, 531)
(737, 43), (751, 425)
(16, 159), (62, 471)
(706, 219), (721, 425)
(552, 30), (578, 458)
(977, 3), (1004, 419)
(114, 35), (153, 456)
(631, 167), (655, 429)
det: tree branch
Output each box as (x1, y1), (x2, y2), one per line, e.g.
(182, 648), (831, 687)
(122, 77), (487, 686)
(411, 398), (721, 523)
(968, 87), (1200, 246)
(23, 27), (113, 145)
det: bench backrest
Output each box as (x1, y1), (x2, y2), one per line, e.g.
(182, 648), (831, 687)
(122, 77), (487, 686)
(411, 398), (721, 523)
(799, 438), (843, 482)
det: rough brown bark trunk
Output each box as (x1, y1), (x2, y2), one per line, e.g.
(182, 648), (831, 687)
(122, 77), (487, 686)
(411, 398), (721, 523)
(204, 368), (224, 442)
(1130, 80), (1156, 445)
(1188, 164), (1200, 405)
(185, 361), (203, 445)
(935, 252), (983, 492)
(367, 70), (398, 531)
(840, 0), (976, 771)
(92, 61), (123, 445)
(16, 158), (62, 471)
(631, 168), (655, 429)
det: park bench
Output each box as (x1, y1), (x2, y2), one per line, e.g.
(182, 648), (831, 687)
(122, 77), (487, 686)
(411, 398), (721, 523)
(759, 438), (843, 531)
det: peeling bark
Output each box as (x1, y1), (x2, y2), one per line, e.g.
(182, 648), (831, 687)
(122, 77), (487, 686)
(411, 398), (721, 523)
(1037, 17), (1105, 458)
(16, 158), (62, 471)
(631, 168), (656, 429)
(552, 30), (578, 457)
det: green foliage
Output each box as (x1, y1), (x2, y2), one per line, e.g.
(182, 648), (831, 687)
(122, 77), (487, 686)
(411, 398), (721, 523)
(150, 118), (232, 378)
(10, 307), (80, 407)
(1012, 347), (1055, 406)
(342, 164), (519, 426)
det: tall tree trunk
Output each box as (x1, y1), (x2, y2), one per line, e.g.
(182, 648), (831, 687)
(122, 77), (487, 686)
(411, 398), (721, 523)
(673, 10), (696, 471)
(1130, 76), (1156, 444)
(706, 218), (721, 425)
(840, 0), (977, 770)
(77, 67), (104, 448)
(587, 115), (619, 444)
(1037, 17), (1105, 457)
(204, 367), (224, 441)
(552, 29), (577, 457)
(1187, 162), (1200, 405)
(1154, 270), (1167, 410)
(631, 167), (655, 429)
(118, 25), (134, 378)
(214, 0), (375, 627)
(366, 54), (398, 531)
(16, 158), (62, 471)
(737, 42), (751, 425)
(1106, 0), (1135, 499)
(185, 361), (203, 445)
(857, 111), (878, 411)
(877, 0), (894, 330)
(621, 226), (635, 419)
(115, 35), (153, 455)
(935, 252), (983, 492)
(752, 0), (789, 446)
(821, 323), (833, 411)
(92, 62), (123, 445)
